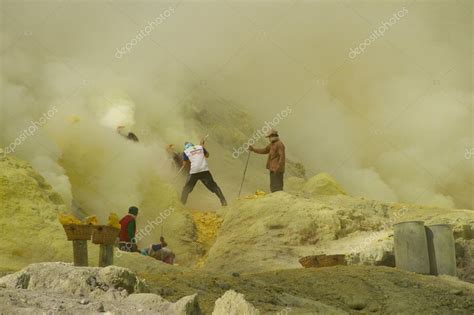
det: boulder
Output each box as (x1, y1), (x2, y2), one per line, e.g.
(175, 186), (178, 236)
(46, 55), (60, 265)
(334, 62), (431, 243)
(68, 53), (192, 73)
(0, 262), (201, 314)
(166, 294), (202, 315)
(97, 265), (148, 294)
(0, 262), (149, 296)
(303, 173), (347, 196)
(123, 293), (201, 314)
(124, 293), (168, 308)
(212, 290), (259, 315)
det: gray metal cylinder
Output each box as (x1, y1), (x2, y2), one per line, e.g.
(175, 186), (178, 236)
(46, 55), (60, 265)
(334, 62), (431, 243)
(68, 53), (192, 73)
(426, 224), (456, 276)
(393, 221), (430, 274)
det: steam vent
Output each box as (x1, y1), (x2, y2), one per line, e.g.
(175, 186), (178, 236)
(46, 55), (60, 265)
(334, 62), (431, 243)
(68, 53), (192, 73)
(1, 1), (473, 314)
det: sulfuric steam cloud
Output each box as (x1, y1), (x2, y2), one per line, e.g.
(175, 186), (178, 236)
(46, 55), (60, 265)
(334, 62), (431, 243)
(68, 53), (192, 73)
(0, 0), (472, 212)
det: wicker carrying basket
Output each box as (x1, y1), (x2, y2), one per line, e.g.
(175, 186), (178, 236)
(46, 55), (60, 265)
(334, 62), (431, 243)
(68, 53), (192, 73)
(62, 224), (93, 241)
(92, 225), (120, 245)
(299, 254), (347, 268)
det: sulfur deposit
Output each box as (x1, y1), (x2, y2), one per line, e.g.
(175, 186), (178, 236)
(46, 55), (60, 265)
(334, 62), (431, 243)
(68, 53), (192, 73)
(192, 210), (224, 268)
(0, 154), (199, 273)
(2, 149), (474, 314)
(303, 173), (347, 196)
(204, 175), (474, 276)
(59, 213), (82, 225)
(107, 213), (121, 229)
(192, 211), (223, 246)
(0, 155), (71, 271)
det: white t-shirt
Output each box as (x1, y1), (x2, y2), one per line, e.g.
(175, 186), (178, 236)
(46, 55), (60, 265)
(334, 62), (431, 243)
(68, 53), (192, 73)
(183, 145), (209, 174)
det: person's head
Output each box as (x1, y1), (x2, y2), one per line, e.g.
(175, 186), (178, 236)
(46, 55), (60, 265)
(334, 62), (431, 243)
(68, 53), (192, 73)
(151, 244), (161, 251)
(184, 142), (194, 150)
(265, 128), (279, 143)
(127, 132), (139, 142)
(128, 206), (139, 216)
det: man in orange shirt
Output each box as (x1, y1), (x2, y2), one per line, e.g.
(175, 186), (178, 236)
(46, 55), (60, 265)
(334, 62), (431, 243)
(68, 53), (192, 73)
(250, 128), (286, 192)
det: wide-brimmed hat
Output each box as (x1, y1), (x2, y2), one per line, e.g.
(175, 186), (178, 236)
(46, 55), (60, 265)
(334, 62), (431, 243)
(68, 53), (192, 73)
(265, 128), (279, 137)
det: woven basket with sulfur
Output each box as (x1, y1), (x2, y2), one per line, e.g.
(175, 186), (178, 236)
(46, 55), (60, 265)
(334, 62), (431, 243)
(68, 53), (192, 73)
(62, 224), (93, 241)
(92, 225), (120, 245)
(299, 254), (347, 268)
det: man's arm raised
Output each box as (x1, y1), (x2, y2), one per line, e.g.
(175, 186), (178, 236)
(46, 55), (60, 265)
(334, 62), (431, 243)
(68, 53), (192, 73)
(250, 144), (270, 154)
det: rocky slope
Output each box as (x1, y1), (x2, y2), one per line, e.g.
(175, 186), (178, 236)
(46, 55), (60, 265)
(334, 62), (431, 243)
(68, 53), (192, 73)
(1, 154), (474, 314)
(0, 262), (200, 315)
(139, 264), (474, 314)
(0, 155), (71, 272)
(204, 175), (474, 278)
(2, 262), (474, 314)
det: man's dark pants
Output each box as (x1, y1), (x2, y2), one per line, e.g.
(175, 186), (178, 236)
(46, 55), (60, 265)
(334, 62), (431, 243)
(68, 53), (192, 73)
(270, 171), (284, 192)
(181, 171), (227, 205)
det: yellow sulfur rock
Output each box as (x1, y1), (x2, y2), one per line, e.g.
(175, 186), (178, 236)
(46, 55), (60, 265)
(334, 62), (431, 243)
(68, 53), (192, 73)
(85, 215), (99, 225)
(192, 210), (224, 268)
(108, 213), (121, 229)
(244, 189), (266, 200)
(303, 173), (347, 196)
(192, 211), (223, 245)
(58, 213), (81, 225)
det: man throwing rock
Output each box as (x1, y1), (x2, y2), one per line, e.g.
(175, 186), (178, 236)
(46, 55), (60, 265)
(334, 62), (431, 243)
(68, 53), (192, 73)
(181, 141), (227, 206)
(250, 128), (286, 192)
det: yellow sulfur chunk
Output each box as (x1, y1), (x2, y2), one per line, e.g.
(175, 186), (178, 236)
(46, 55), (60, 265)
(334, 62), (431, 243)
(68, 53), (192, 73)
(58, 213), (81, 225)
(84, 215), (98, 225)
(244, 189), (267, 199)
(108, 213), (121, 229)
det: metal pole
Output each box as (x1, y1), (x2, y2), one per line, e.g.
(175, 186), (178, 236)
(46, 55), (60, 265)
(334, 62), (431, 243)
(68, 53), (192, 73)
(238, 151), (251, 197)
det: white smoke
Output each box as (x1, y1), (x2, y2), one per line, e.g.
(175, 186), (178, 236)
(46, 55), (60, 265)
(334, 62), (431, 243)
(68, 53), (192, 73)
(0, 0), (472, 211)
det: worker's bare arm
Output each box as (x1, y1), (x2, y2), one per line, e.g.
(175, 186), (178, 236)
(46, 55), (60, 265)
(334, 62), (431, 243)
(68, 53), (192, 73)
(200, 134), (209, 146)
(203, 147), (210, 158)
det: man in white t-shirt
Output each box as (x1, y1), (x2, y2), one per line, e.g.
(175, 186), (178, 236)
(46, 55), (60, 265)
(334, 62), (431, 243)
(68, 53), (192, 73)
(180, 141), (227, 206)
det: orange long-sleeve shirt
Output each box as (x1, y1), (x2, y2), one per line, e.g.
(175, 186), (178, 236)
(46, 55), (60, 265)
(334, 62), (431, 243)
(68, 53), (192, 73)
(253, 140), (286, 173)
